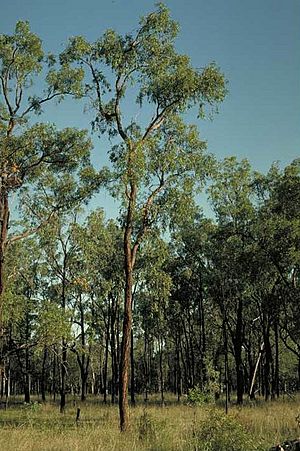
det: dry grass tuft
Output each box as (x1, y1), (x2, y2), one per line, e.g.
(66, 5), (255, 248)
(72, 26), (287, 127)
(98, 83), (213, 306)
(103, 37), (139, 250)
(0, 395), (299, 450)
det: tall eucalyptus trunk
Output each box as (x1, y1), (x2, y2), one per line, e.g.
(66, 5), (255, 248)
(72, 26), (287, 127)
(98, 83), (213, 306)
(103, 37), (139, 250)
(119, 170), (137, 431)
(119, 235), (133, 431)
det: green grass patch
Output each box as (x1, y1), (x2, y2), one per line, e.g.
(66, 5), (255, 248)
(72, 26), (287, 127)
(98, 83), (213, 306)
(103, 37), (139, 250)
(0, 395), (299, 450)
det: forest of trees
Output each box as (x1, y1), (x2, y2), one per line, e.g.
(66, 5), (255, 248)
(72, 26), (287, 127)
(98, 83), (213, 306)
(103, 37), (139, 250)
(0, 4), (299, 433)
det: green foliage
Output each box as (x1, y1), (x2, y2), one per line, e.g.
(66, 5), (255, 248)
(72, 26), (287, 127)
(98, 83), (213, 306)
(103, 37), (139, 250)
(187, 365), (220, 405)
(0, 20), (84, 122)
(60, 3), (226, 244)
(0, 20), (43, 81)
(208, 156), (254, 227)
(36, 301), (72, 347)
(188, 386), (214, 405)
(0, 20), (99, 254)
(193, 410), (264, 451)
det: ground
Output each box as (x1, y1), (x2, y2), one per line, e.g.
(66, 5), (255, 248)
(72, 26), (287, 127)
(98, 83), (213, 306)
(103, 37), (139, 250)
(0, 394), (299, 450)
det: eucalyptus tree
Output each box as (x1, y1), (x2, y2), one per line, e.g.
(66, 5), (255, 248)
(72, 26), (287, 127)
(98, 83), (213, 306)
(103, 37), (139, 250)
(61, 3), (226, 430)
(253, 160), (300, 392)
(1, 237), (43, 403)
(37, 212), (79, 412)
(0, 21), (94, 331)
(25, 170), (91, 410)
(70, 209), (123, 402)
(168, 215), (215, 391)
(134, 234), (172, 404)
(208, 157), (256, 404)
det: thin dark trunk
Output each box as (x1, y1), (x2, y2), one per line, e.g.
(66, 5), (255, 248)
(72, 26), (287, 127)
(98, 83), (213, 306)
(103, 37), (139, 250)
(52, 346), (57, 401)
(274, 322), (280, 398)
(187, 318), (195, 387)
(5, 359), (10, 408)
(60, 340), (67, 412)
(182, 321), (192, 388)
(264, 321), (273, 401)
(176, 337), (182, 402)
(159, 339), (164, 406)
(60, 253), (67, 413)
(130, 328), (135, 405)
(198, 272), (207, 386)
(235, 299), (244, 405)
(144, 331), (148, 402)
(24, 346), (30, 403)
(264, 327), (272, 401)
(179, 339), (188, 393)
(0, 368), (4, 399)
(80, 364), (89, 402)
(103, 309), (110, 404)
(111, 301), (117, 404)
(78, 294), (89, 402)
(223, 316), (229, 414)
(41, 346), (48, 402)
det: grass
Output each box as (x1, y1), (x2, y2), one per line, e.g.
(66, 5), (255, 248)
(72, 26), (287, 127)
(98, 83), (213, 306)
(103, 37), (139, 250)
(0, 394), (299, 450)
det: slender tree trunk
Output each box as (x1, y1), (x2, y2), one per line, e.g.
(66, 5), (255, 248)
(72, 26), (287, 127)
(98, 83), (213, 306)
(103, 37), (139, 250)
(60, 339), (67, 412)
(130, 328), (135, 405)
(182, 321), (192, 388)
(187, 319), (195, 387)
(179, 339), (188, 393)
(0, 367), (4, 399)
(176, 336), (182, 402)
(52, 346), (57, 401)
(60, 256), (67, 413)
(274, 322), (280, 398)
(264, 325), (272, 401)
(198, 272), (207, 386)
(24, 374), (30, 403)
(5, 358), (10, 409)
(111, 306), (117, 404)
(103, 297), (110, 404)
(249, 342), (264, 399)
(159, 338), (164, 406)
(223, 315), (229, 414)
(78, 294), (89, 402)
(234, 299), (244, 405)
(24, 345), (31, 403)
(144, 331), (149, 402)
(41, 346), (48, 402)
(80, 365), (89, 402)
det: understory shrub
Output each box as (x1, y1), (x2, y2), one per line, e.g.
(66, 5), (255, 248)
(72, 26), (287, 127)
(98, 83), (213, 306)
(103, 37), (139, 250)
(192, 410), (264, 451)
(187, 365), (220, 405)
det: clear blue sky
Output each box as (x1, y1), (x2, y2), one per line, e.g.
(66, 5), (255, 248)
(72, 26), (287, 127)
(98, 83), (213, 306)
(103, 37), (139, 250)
(1, 0), (300, 218)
